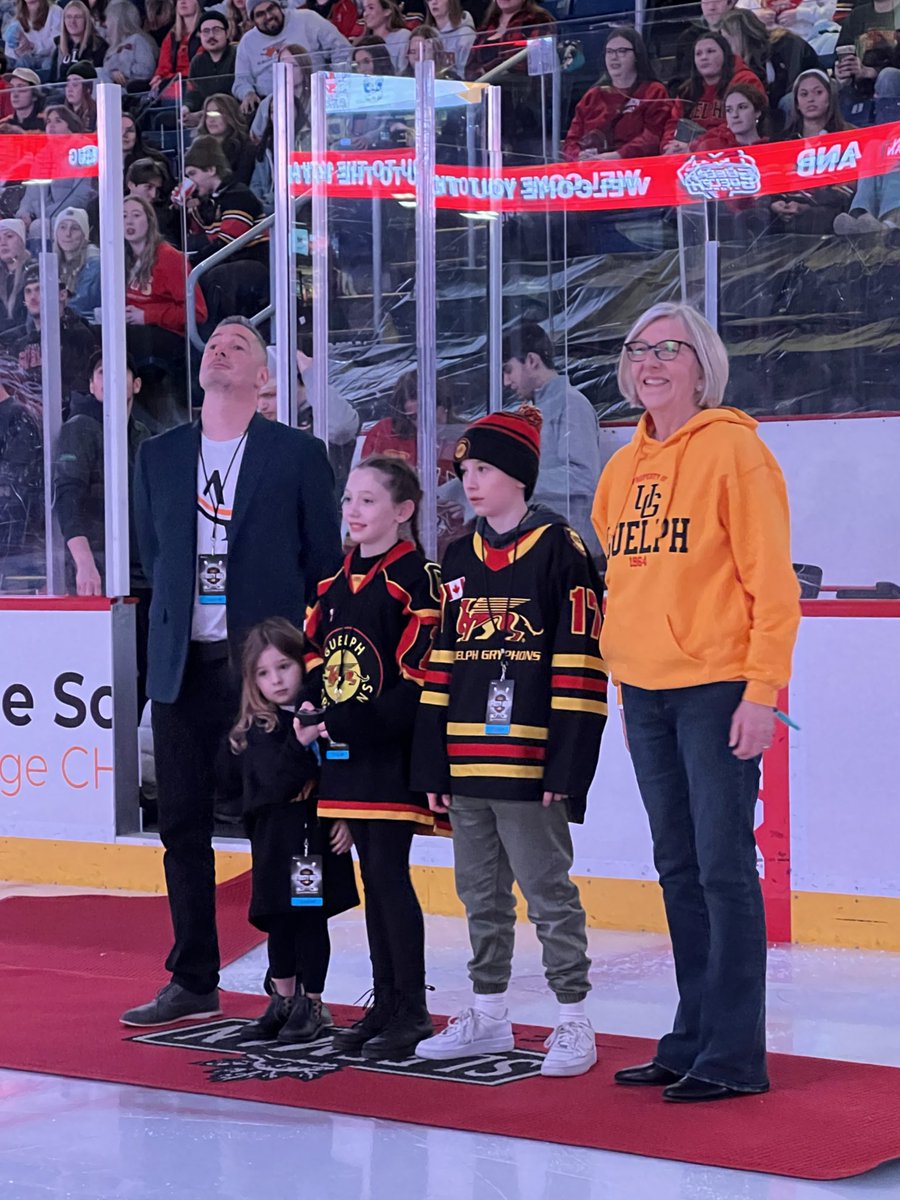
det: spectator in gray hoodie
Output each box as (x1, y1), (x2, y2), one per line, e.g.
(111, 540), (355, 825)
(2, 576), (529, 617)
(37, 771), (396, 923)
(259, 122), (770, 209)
(232, 0), (349, 115)
(502, 321), (602, 555)
(103, 0), (158, 86)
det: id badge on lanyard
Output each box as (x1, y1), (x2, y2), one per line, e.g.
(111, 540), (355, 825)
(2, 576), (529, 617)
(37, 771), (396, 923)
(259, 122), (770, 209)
(291, 835), (324, 907)
(484, 661), (515, 736)
(198, 552), (227, 604)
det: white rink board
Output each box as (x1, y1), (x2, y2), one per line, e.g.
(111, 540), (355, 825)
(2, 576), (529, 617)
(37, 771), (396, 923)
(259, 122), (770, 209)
(0, 608), (117, 842)
(600, 416), (900, 584)
(789, 614), (900, 898)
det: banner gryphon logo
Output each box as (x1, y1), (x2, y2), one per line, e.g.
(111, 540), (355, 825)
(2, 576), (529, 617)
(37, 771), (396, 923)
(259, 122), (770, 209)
(456, 598), (543, 642)
(128, 1020), (546, 1086)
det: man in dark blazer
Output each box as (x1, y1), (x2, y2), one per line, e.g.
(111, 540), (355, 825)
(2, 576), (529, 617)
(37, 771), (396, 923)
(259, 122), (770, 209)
(121, 316), (342, 1026)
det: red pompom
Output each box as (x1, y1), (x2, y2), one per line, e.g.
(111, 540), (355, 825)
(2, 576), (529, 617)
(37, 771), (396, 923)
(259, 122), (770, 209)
(515, 403), (543, 432)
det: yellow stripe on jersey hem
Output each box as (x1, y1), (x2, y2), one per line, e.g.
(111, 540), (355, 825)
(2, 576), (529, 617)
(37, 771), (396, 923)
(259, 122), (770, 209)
(551, 697), (609, 716)
(429, 650), (456, 664)
(450, 764), (545, 779)
(448, 722), (548, 740)
(551, 653), (607, 672)
(421, 690), (450, 707)
(317, 805), (435, 825)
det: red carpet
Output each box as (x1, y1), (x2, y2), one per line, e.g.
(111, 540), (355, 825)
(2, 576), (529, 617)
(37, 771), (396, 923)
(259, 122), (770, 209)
(0, 873), (261, 978)
(0, 968), (898, 1180)
(1, 885), (898, 1180)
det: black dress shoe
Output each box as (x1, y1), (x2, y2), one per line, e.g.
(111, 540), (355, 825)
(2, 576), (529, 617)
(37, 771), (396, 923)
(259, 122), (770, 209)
(614, 1061), (683, 1086)
(663, 1076), (763, 1102)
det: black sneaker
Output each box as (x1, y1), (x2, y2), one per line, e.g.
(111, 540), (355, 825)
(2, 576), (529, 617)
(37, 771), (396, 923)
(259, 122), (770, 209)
(120, 983), (222, 1027)
(331, 987), (395, 1053)
(361, 989), (433, 1060)
(235, 993), (294, 1042)
(277, 996), (329, 1044)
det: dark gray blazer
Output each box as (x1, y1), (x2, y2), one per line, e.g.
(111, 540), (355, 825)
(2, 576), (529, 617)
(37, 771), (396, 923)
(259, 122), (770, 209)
(134, 413), (342, 704)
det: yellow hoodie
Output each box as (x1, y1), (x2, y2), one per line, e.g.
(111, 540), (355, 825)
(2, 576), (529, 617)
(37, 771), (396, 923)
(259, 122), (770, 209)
(591, 407), (800, 708)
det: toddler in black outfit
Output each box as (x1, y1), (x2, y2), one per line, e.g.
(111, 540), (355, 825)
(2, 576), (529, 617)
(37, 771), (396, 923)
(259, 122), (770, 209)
(230, 618), (358, 1043)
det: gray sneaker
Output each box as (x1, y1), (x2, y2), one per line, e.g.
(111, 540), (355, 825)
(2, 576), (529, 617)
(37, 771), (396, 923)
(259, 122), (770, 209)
(120, 982), (222, 1027)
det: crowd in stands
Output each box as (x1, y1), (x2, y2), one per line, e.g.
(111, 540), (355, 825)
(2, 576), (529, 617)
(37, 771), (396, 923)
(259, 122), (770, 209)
(0, 0), (898, 592)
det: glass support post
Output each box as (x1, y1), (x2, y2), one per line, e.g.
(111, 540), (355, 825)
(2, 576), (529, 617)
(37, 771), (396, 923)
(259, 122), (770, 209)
(415, 59), (438, 561)
(97, 81), (130, 597)
(310, 71), (330, 448)
(273, 61), (298, 427)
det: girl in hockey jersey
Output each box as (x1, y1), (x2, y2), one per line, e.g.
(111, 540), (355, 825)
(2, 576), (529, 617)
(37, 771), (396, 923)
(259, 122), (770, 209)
(412, 405), (608, 1078)
(303, 456), (441, 1059)
(230, 618), (358, 1045)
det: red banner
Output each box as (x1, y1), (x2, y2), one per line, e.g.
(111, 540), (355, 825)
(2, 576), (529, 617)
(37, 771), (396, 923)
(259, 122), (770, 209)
(291, 119), (900, 213)
(0, 133), (99, 183)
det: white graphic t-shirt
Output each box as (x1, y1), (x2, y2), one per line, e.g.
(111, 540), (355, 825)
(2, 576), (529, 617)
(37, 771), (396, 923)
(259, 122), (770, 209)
(191, 432), (248, 642)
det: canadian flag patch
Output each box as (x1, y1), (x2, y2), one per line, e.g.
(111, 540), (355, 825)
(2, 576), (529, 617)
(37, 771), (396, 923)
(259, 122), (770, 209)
(444, 576), (466, 601)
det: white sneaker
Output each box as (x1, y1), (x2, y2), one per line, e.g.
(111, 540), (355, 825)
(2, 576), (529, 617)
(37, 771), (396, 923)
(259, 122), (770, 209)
(415, 1006), (515, 1060)
(541, 1019), (597, 1077)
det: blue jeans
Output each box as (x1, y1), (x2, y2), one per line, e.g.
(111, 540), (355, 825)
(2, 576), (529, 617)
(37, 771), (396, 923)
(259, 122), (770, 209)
(621, 681), (769, 1092)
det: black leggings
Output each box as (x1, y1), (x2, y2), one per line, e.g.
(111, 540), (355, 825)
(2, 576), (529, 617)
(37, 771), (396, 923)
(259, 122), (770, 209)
(266, 911), (331, 994)
(348, 819), (425, 993)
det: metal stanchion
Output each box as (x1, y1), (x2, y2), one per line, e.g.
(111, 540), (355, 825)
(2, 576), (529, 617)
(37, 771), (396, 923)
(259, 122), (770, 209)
(273, 61), (298, 428)
(415, 59), (438, 561)
(97, 81), (129, 599)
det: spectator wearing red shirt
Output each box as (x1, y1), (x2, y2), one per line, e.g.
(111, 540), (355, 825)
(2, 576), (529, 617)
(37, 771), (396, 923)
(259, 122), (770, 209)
(563, 27), (670, 161)
(0, 50), (12, 120)
(360, 371), (456, 483)
(151, 0), (204, 98)
(467, 0), (553, 78)
(467, 0), (554, 159)
(662, 31), (766, 153)
(124, 194), (206, 340)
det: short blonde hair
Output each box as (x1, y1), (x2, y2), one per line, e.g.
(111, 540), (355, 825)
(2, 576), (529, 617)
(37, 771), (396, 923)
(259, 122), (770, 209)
(617, 302), (729, 410)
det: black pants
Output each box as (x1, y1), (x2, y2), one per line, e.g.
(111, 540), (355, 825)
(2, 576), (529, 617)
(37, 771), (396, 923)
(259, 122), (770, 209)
(348, 819), (425, 994)
(151, 643), (239, 995)
(266, 912), (331, 994)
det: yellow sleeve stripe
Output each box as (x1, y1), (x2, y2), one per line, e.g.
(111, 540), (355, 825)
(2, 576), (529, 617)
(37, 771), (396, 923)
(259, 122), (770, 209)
(551, 697), (609, 716)
(305, 655), (324, 671)
(551, 653), (607, 673)
(447, 722), (548, 741)
(450, 764), (545, 780)
(421, 690), (450, 707)
(429, 650), (456, 665)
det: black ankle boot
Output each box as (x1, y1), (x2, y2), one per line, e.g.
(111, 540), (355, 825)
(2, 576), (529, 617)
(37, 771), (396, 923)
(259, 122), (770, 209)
(361, 989), (433, 1060)
(236, 993), (293, 1042)
(277, 995), (329, 1044)
(331, 987), (395, 1053)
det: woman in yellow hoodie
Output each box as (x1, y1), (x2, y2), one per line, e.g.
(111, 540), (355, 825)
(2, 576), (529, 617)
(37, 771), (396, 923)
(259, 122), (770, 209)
(592, 302), (800, 1103)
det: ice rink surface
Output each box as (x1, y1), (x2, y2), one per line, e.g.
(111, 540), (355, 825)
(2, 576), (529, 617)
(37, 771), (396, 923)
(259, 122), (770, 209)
(2, 895), (900, 1200)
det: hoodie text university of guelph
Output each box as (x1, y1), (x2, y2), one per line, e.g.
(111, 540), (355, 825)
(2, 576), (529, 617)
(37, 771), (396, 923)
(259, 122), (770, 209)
(591, 407), (801, 707)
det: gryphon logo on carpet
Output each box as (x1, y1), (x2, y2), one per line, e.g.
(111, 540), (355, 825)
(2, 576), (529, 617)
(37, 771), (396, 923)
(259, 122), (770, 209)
(128, 1021), (545, 1086)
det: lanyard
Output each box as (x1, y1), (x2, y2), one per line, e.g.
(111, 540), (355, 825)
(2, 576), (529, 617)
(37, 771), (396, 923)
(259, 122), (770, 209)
(478, 517), (524, 681)
(199, 430), (248, 545)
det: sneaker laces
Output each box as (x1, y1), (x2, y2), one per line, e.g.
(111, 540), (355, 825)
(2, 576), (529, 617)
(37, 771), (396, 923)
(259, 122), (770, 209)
(439, 1007), (479, 1040)
(545, 1020), (593, 1054)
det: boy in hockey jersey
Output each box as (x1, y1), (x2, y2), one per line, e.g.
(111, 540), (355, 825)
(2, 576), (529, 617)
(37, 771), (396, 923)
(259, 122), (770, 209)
(412, 405), (607, 1078)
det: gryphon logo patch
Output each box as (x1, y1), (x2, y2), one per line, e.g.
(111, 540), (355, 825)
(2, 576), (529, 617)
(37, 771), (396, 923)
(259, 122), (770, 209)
(128, 1019), (547, 1086)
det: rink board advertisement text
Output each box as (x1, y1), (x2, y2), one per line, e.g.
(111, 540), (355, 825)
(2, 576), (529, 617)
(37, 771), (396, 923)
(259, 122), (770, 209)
(0, 608), (114, 840)
(291, 118), (900, 212)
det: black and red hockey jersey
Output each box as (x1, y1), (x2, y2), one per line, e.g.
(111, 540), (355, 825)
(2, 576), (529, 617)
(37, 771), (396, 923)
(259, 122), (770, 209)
(304, 539), (441, 826)
(411, 509), (607, 819)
